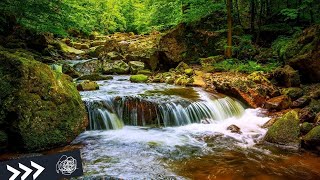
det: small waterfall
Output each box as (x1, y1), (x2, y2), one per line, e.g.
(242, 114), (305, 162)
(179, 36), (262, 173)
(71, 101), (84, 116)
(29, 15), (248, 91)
(84, 90), (245, 130)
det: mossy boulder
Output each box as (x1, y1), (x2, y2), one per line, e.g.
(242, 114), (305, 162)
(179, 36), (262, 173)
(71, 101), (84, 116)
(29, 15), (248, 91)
(272, 65), (300, 87)
(62, 63), (81, 78)
(56, 41), (84, 55)
(0, 50), (88, 151)
(265, 95), (292, 110)
(300, 122), (314, 135)
(281, 87), (304, 100)
(247, 71), (270, 84)
(264, 110), (300, 148)
(282, 25), (320, 83)
(137, 69), (152, 76)
(184, 69), (194, 76)
(72, 43), (90, 50)
(308, 99), (320, 113)
(200, 55), (224, 68)
(303, 126), (320, 150)
(128, 61), (145, 74)
(74, 59), (102, 74)
(130, 74), (149, 83)
(77, 74), (113, 81)
(112, 60), (130, 74)
(77, 80), (99, 91)
(175, 62), (190, 72)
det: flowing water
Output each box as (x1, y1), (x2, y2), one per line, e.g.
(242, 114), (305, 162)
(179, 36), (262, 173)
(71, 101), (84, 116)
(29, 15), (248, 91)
(74, 76), (320, 179)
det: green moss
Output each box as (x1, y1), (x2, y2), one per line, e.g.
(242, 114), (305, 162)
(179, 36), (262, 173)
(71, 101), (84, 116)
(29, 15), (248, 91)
(77, 80), (99, 91)
(137, 69), (152, 75)
(130, 74), (149, 83)
(265, 110), (300, 147)
(146, 88), (200, 101)
(281, 87), (304, 100)
(308, 99), (320, 113)
(0, 49), (87, 151)
(184, 68), (194, 76)
(303, 126), (320, 149)
(300, 122), (314, 134)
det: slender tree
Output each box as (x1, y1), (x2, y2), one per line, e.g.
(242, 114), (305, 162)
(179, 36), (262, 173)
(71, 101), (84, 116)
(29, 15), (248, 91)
(225, 0), (232, 58)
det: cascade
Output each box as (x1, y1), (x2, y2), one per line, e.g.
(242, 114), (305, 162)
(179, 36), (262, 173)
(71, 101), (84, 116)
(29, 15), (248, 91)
(83, 79), (245, 130)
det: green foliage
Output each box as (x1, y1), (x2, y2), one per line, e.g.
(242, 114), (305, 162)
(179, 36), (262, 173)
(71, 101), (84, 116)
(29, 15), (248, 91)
(280, 9), (298, 21)
(214, 59), (280, 73)
(271, 36), (294, 59)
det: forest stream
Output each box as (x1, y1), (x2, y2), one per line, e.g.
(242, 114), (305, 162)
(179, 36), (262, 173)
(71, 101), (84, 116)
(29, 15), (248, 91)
(73, 76), (320, 179)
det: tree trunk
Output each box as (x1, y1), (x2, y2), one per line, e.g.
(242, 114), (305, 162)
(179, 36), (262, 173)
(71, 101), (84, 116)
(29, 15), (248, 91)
(250, 0), (255, 34)
(235, 0), (242, 26)
(256, 0), (264, 44)
(225, 0), (233, 58)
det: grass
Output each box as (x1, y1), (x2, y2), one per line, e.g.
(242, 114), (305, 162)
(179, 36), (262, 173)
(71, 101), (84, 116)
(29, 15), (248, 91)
(213, 59), (280, 74)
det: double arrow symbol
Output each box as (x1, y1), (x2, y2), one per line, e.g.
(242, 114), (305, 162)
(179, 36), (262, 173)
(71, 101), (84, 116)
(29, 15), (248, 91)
(6, 161), (45, 180)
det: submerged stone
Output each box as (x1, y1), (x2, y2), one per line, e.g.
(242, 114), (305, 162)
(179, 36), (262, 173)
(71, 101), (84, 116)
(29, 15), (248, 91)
(227, 125), (242, 134)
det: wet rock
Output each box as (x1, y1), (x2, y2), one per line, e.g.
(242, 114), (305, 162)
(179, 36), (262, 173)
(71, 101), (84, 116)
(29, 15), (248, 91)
(77, 74), (113, 81)
(129, 61), (145, 74)
(200, 55), (224, 68)
(281, 87), (304, 100)
(130, 74), (149, 83)
(184, 69), (194, 76)
(292, 96), (311, 108)
(77, 80), (99, 91)
(309, 99), (320, 113)
(265, 110), (300, 148)
(299, 108), (316, 123)
(113, 60), (130, 74)
(62, 63), (81, 78)
(262, 117), (278, 128)
(192, 76), (206, 87)
(272, 65), (301, 87)
(303, 126), (320, 150)
(73, 43), (90, 50)
(300, 122), (314, 135)
(104, 51), (123, 60)
(175, 75), (191, 86)
(74, 59), (102, 74)
(175, 62), (190, 72)
(90, 41), (105, 47)
(227, 125), (242, 134)
(56, 41), (84, 55)
(0, 50), (88, 151)
(265, 95), (291, 110)
(137, 70), (152, 76)
(210, 72), (279, 108)
(247, 71), (270, 84)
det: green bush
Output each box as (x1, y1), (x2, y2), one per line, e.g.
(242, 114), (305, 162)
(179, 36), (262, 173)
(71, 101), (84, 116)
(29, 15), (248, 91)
(213, 59), (280, 74)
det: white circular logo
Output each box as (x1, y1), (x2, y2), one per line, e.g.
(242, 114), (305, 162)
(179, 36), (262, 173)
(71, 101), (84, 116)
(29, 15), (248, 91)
(56, 155), (77, 175)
